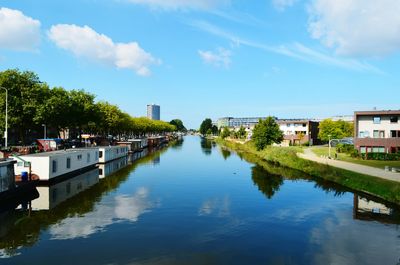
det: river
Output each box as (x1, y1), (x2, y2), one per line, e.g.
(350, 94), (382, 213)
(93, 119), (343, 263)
(0, 136), (399, 265)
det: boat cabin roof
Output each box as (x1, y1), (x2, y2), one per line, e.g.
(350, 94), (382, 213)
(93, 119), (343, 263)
(18, 148), (97, 158)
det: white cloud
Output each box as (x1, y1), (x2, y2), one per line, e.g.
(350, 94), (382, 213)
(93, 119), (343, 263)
(191, 20), (383, 74)
(125, 0), (230, 11)
(272, 0), (298, 11)
(198, 196), (230, 217)
(48, 24), (160, 76)
(0, 7), (41, 51)
(308, 0), (400, 57)
(198, 47), (232, 68)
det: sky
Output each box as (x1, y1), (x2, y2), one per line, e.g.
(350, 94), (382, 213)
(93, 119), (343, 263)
(0, 0), (399, 129)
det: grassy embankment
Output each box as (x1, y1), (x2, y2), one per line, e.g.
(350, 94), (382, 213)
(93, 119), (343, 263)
(311, 146), (400, 169)
(216, 139), (400, 204)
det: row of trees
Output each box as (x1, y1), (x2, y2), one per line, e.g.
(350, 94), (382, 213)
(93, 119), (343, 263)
(0, 69), (177, 144)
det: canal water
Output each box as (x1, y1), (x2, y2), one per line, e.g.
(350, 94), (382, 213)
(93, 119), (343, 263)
(0, 136), (400, 265)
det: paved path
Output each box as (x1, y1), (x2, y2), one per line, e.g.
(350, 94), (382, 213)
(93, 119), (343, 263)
(298, 148), (400, 182)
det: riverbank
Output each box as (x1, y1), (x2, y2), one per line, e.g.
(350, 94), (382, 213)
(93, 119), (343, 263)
(216, 138), (400, 204)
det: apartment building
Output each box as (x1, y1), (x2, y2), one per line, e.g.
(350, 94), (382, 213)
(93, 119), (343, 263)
(215, 116), (320, 145)
(354, 110), (400, 154)
(278, 120), (320, 146)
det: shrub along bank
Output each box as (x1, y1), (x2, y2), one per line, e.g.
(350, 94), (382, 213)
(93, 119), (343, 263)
(216, 139), (400, 204)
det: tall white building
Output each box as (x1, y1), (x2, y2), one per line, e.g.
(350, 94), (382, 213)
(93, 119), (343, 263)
(147, 104), (160, 120)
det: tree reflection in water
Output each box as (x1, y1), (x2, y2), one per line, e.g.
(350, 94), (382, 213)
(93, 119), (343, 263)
(251, 165), (283, 199)
(200, 138), (212, 155)
(220, 148), (231, 160)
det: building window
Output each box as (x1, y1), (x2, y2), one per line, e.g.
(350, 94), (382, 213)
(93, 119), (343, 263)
(52, 160), (57, 173)
(360, 147), (366, 154)
(391, 130), (400, 138)
(99, 151), (103, 158)
(359, 131), (370, 138)
(373, 116), (381, 124)
(87, 153), (90, 163)
(302, 123), (306, 127)
(66, 157), (71, 169)
(390, 116), (398, 123)
(373, 130), (385, 138)
(77, 154), (82, 160)
(372, 147), (385, 153)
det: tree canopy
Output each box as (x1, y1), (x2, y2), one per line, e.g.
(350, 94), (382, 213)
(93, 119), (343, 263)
(169, 119), (186, 132)
(318, 119), (354, 142)
(220, 127), (231, 139)
(252, 117), (284, 150)
(199, 118), (214, 135)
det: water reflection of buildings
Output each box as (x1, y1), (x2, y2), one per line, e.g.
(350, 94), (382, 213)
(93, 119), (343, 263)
(353, 195), (400, 224)
(32, 168), (99, 210)
(98, 157), (129, 179)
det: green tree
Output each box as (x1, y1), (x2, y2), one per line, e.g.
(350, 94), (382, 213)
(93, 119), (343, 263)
(318, 119), (354, 142)
(0, 69), (49, 143)
(170, 119), (186, 132)
(35, 87), (72, 137)
(220, 127), (231, 139)
(237, 126), (247, 139)
(199, 118), (213, 135)
(252, 117), (283, 150)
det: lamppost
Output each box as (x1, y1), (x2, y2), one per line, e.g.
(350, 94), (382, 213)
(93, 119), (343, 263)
(0, 86), (8, 149)
(328, 134), (332, 159)
(42, 124), (47, 139)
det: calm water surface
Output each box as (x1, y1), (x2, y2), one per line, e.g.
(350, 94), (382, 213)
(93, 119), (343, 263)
(1, 136), (400, 265)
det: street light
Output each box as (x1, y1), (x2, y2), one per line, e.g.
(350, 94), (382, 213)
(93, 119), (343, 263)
(0, 87), (8, 149)
(328, 134), (332, 159)
(42, 124), (47, 139)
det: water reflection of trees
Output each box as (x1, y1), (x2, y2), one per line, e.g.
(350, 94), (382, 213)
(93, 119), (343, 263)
(200, 138), (212, 155)
(236, 150), (350, 200)
(220, 148), (231, 160)
(170, 139), (184, 150)
(0, 144), (174, 256)
(251, 165), (283, 199)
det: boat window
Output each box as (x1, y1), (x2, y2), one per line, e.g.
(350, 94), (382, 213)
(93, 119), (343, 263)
(87, 153), (90, 163)
(99, 151), (103, 158)
(77, 154), (82, 160)
(52, 160), (57, 173)
(66, 182), (71, 194)
(66, 157), (71, 169)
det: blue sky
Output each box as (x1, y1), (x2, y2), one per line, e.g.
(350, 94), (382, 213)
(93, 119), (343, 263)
(0, 0), (399, 129)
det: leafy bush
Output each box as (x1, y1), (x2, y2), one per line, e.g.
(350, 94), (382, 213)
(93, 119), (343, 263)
(365, 153), (400, 161)
(336, 144), (355, 154)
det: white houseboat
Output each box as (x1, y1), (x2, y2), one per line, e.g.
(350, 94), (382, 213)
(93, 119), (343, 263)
(13, 148), (99, 183)
(116, 140), (144, 153)
(98, 146), (129, 163)
(31, 168), (99, 210)
(98, 156), (129, 179)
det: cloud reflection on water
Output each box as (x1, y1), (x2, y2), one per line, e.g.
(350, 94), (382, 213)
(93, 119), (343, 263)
(49, 187), (156, 240)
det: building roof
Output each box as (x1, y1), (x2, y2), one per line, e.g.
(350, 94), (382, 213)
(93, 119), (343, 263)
(354, 110), (400, 116)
